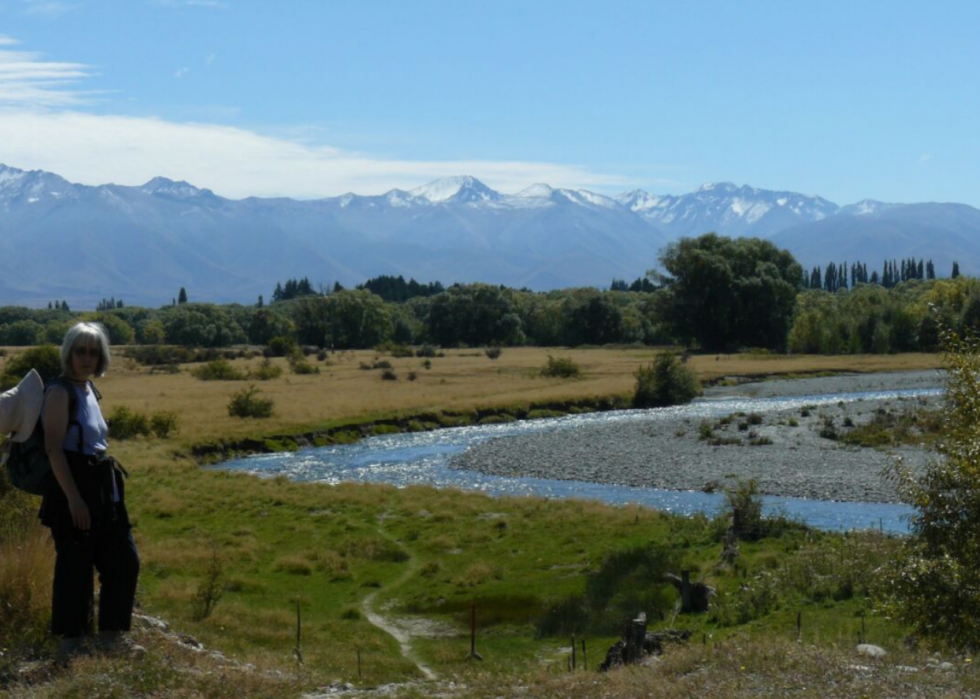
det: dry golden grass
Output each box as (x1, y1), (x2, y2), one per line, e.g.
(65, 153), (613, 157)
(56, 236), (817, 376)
(0, 525), (53, 648)
(0, 347), (944, 446)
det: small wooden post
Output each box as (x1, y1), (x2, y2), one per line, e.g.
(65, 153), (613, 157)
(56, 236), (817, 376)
(571, 633), (577, 670)
(467, 602), (483, 660)
(581, 639), (587, 671)
(796, 611), (802, 642)
(879, 518), (884, 534)
(860, 612), (866, 642)
(357, 647), (362, 680)
(294, 600), (303, 665)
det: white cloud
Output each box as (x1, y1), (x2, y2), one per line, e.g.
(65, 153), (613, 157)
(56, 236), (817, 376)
(174, 66), (190, 79)
(21, 0), (81, 18)
(0, 109), (633, 199)
(0, 40), (94, 107)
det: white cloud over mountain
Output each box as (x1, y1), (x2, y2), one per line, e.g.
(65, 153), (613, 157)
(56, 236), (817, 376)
(0, 109), (632, 199)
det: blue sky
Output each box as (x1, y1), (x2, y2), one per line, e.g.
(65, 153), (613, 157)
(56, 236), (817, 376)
(1, 0), (978, 204)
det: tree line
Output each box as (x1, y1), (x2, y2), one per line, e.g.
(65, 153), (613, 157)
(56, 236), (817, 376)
(0, 234), (976, 353)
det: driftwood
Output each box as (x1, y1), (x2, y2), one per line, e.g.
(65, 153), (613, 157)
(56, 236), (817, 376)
(600, 612), (694, 671)
(664, 571), (715, 613)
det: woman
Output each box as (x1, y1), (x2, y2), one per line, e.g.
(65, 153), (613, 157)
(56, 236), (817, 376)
(39, 322), (140, 661)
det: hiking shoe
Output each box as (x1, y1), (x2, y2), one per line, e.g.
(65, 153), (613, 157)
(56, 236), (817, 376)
(95, 631), (147, 658)
(55, 637), (93, 666)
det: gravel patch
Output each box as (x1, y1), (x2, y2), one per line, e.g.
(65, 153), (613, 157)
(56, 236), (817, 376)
(452, 372), (945, 504)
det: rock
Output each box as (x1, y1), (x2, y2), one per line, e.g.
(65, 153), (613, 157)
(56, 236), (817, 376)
(856, 643), (887, 658)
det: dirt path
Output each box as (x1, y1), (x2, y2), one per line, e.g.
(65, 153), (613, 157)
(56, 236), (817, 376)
(361, 516), (438, 681)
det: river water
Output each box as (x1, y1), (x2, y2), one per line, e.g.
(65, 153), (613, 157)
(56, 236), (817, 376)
(220, 387), (941, 534)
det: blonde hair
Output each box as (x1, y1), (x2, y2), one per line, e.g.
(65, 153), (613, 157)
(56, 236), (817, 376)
(61, 322), (111, 377)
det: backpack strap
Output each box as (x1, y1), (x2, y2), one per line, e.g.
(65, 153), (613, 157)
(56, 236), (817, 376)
(51, 377), (84, 453)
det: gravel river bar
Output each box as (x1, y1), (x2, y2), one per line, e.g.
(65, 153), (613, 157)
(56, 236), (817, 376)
(451, 371), (945, 504)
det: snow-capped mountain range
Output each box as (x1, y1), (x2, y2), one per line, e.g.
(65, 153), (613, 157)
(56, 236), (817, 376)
(0, 164), (976, 307)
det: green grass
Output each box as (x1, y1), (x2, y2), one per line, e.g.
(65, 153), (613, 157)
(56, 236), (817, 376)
(110, 451), (918, 689)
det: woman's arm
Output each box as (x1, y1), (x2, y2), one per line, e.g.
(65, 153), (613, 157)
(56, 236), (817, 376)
(43, 385), (90, 531)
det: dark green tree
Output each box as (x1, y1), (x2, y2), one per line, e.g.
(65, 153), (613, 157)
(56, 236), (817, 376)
(659, 234), (801, 351)
(178, 287), (188, 304)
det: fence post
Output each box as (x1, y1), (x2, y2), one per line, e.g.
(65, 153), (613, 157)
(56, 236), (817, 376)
(582, 639), (587, 671)
(571, 633), (577, 670)
(357, 647), (362, 680)
(294, 600), (303, 665)
(796, 611), (802, 642)
(467, 602), (483, 660)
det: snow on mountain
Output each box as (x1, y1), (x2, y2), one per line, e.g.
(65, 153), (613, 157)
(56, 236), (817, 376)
(0, 162), (974, 306)
(0, 164), (76, 205)
(140, 176), (211, 199)
(621, 182), (840, 239)
(409, 175), (500, 204)
(839, 199), (904, 216)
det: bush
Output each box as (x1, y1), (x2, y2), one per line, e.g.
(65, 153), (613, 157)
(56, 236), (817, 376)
(632, 352), (701, 408)
(291, 359), (320, 375)
(372, 360), (392, 370)
(416, 345), (437, 358)
(485, 346), (503, 360)
(107, 406), (152, 440)
(1, 345), (61, 390)
(249, 359), (283, 381)
(541, 355), (580, 378)
(883, 327), (980, 648)
(381, 369), (398, 381)
(265, 335), (298, 357)
(150, 411), (180, 439)
(192, 358), (247, 381)
(227, 385), (274, 418)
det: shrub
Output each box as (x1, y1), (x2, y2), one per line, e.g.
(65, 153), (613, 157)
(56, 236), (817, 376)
(726, 479), (764, 541)
(107, 406), (152, 440)
(389, 344), (415, 358)
(407, 371), (418, 381)
(291, 359), (319, 375)
(192, 358), (247, 381)
(150, 411), (180, 439)
(381, 369), (398, 381)
(422, 359), (432, 370)
(372, 360), (392, 369)
(0, 345), (61, 390)
(632, 352), (701, 408)
(416, 345), (437, 358)
(227, 385), (274, 418)
(265, 335), (298, 357)
(485, 346), (503, 360)
(883, 326), (980, 648)
(191, 543), (224, 621)
(541, 355), (580, 378)
(818, 416), (838, 440)
(250, 359), (283, 381)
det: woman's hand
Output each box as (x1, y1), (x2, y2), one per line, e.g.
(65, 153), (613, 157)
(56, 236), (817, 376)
(68, 495), (91, 531)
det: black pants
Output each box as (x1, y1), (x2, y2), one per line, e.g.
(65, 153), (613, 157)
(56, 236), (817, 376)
(51, 517), (140, 638)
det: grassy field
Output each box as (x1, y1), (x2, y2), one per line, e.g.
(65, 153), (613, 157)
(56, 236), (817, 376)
(1, 347), (968, 698)
(0, 345), (945, 445)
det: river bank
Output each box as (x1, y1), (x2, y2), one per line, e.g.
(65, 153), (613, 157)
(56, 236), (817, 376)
(451, 371), (945, 503)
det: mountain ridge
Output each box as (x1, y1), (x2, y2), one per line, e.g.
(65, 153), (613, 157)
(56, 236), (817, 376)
(0, 163), (974, 307)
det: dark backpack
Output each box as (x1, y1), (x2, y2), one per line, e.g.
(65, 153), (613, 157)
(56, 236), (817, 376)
(3, 377), (101, 495)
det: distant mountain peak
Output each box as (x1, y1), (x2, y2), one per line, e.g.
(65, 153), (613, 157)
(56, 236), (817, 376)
(409, 175), (500, 203)
(696, 181), (740, 194)
(840, 199), (904, 216)
(516, 183), (555, 198)
(140, 176), (211, 198)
